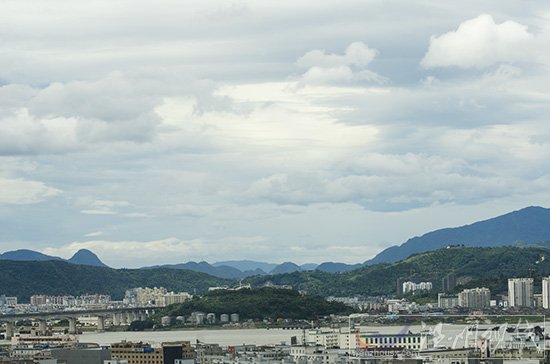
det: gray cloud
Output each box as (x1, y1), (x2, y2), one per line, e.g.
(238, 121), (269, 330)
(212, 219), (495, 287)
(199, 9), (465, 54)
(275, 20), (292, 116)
(1, 1), (550, 266)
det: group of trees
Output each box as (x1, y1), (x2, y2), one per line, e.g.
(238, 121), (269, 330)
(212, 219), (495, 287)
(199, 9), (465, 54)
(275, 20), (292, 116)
(0, 260), (231, 301)
(160, 287), (353, 321)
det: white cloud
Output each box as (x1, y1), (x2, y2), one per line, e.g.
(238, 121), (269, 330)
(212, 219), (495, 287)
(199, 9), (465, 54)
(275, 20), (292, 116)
(0, 177), (61, 204)
(78, 199), (130, 215)
(301, 66), (354, 84)
(0, 73), (174, 155)
(297, 42), (378, 69)
(297, 42), (385, 84)
(422, 14), (536, 69)
(157, 81), (379, 154)
(0, 109), (80, 155)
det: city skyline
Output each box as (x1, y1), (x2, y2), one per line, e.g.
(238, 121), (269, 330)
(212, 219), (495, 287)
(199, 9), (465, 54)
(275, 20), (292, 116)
(2, 1), (550, 267)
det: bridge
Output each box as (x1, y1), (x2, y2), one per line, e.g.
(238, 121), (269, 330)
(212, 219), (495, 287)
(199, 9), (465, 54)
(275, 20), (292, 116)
(1, 306), (156, 339)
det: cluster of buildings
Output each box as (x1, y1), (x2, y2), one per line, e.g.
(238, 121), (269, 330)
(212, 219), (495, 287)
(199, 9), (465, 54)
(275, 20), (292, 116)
(1, 287), (193, 316)
(3, 315), (550, 364)
(436, 277), (550, 310)
(401, 282), (432, 295)
(438, 288), (491, 309)
(0, 327), (544, 364)
(0, 332), (196, 364)
(123, 287), (192, 307)
(392, 274), (550, 312)
(29, 294), (111, 308)
(0, 295), (17, 307)
(326, 297), (386, 312)
(161, 313), (240, 326)
(293, 326), (550, 364)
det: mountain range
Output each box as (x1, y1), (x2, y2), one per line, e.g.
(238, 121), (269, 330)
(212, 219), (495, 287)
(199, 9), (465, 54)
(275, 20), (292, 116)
(366, 205), (550, 265)
(0, 259), (230, 300)
(0, 248), (108, 268)
(142, 260), (318, 278)
(3, 206), (550, 279)
(3, 244), (550, 301)
(245, 244), (550, 297)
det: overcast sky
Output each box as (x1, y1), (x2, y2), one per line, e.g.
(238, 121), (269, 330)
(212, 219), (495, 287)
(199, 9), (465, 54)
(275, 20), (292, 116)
(1, 0), (550, 268)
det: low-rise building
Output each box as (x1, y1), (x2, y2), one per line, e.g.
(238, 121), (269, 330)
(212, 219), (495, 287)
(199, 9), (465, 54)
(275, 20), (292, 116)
(0, 295), (17, 306)
(111, 341), (164, 364)
(356, 332), (433, 352)
(290, 345), (340, 364)
(50, 346), (112, 364)
(110, 340), (194, 364)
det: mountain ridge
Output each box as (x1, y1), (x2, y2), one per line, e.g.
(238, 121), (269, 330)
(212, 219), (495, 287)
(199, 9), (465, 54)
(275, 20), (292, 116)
(0, 248), (109, 268)
(245, 245), (550, 297)
(4, 245), (550, 301)
(366, 206), (550, 265)
(4, 206), (550, 277)
(0, 260), (231, 301)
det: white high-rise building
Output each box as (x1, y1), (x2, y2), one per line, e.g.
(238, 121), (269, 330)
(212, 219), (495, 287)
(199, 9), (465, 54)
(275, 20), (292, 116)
(402, 281), (432, 294)
(458, 288), (490, 308)
(542, 277), (550, 309)
(508, 278), (534, 307)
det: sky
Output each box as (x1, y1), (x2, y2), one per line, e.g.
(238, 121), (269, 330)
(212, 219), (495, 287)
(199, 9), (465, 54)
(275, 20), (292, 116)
(1, 0), (550, 268)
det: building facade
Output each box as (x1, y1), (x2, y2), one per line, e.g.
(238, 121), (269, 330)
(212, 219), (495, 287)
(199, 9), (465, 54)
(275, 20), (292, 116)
(542, 276), (550, 309)
(402, 281), (432, 294)
(508, 278), (534, 307)
(441, 272), (457, 292)
(356, 332), (433, 352)
(438, 293), (459, 308)
(458, 287), (490, 308)
(110, 342), (162, 364)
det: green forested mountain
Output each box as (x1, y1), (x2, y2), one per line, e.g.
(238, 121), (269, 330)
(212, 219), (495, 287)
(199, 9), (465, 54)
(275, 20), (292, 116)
(367, 206), (550, 265)
(246, 246), (550, 296)
(159, 287), (353, 320)
(0, 260), (231, 301)
(3, 245), (550, 301)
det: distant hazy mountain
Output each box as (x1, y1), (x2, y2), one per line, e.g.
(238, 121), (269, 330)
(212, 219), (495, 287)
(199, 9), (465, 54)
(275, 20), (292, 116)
(366, 206), (550, 265)
(143, 261), (255, 279)
(315, 262), (363, 273)
(270, 262), (302, 275)
(68, 249), (108, 267)
(243, 268), (269, 276)
(0, 248), (108, 268)
(7, 206), (549, 276)
(149, 261), (320, 278)
(300, 263), (318, 271)
(0, 249), (63, 262)
(213, 260), (277, 273)
(213, 260), (318, 274)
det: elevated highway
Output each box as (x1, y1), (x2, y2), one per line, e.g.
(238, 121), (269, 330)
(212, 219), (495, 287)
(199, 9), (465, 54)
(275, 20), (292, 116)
(1, 306), (156, 339)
